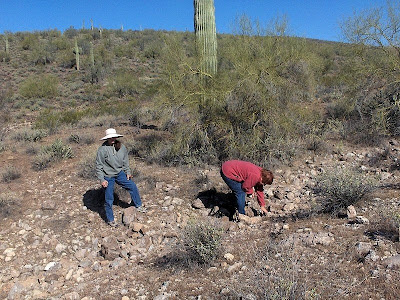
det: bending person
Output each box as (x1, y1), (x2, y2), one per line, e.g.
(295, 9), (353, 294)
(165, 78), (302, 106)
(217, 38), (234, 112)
(221, 160), (273, 216)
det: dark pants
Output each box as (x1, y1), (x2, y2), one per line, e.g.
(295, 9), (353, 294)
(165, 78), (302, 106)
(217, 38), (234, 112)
(104, 171), (141, 222)
(220, 169), (246, 214)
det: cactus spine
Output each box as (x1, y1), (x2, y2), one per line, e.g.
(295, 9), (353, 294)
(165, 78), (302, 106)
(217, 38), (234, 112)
(194, 0), (217, 76)
(74, 38), (80, 70)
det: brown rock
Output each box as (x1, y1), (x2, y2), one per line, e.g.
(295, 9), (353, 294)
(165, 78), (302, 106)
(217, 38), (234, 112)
(122, 206), (137, 225)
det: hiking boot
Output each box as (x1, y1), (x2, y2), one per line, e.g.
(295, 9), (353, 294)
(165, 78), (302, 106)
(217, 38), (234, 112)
(136, 206), (147, 213)
(107, 220), (119, 227)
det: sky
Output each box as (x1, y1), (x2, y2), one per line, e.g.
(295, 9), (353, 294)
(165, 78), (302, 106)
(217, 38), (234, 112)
(0, 0), (390, 42)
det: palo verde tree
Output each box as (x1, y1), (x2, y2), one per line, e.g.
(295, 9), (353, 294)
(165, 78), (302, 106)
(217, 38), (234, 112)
(340, 0), (400, 136)
(194, 0), (218, 77)
(341, 0), (400, 78)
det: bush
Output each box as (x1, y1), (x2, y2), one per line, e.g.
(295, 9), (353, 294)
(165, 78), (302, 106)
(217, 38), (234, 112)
(369, 208), (400, 242)
(108, 70), (142, 97)
(0, 192), (18, 219)
(19, 75), (59, 99)
(77, 151), (97, 179)
(32, 139), (73, 171)
(313, 168), (377, 215)
(2, 166), (21, 183)
(12, 128), (47, 142)
(181, 218), (224, 264)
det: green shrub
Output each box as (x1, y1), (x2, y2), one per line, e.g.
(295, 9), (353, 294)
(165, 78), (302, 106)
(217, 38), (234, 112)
(19, 75), (59, 99)
(12, 128), (48, 142)
(313, 168), (377, 215)
(32, 139), (73, 171)
(181, 218), (224, 264)
(44, 139), (73, 160)
(32, 151), (53, 171)
(108, 70), (142, 97)
(2, 166), (21, 183)
(20, 34), (39, 50)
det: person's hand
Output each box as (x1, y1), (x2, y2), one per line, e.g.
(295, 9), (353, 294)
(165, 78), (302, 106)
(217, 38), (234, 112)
(101, 180), (108, 188)
(260, 205), (268, 215)
(127, 174), (132, 180)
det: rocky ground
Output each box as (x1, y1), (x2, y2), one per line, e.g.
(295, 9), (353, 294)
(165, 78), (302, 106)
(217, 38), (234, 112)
(0, 125), (400, 299)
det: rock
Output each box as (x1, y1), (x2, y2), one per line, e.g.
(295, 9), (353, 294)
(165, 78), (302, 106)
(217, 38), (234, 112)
(355, 242), (372, 258)
(273, 191), (283, 200)
(63, 291), (80, 299)
(238, 214), (261, 225)
(347, 205), (357, 219)
(192, 198), (205, 209)
(44, 261), (58, 271)
(355, 216), (370, 225)
(224, 253), (234, 261)
(122, 206), (137, 225)
(131, 222), (144, 233)
(100, 238), (120, 261)
(384, 254), (400, 269)
(283, 203), (296, 212)
(41, 200), (57, 210)
(227, 262), (242, 273)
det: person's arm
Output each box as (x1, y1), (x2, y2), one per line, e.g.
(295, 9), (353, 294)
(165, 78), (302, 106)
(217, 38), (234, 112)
(121, 145), (131, 179)
(95, 148), (107, 187)
(255, 184), (266, 211)
(242, 173), (260, 194)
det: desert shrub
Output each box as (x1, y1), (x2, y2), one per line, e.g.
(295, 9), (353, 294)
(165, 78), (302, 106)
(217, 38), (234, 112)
(32, 139), (73, 171)
(0, 51), (10, 62)
(107, 70), (142, 97)
(19, 75), (58, 99)
(35, 109), (89, 133)
(2, 166), (21, 183)
(45, 139), (73, 160)
(227, 239), (317, 299)
(32, 151), (53, 171)
(0, 192), (18, 219)
(77, 151), (97, 179)
(181, 218), (224, 264)
(57, 49), (76, 69)
(63, 26), (78, 39)
(369, 208), (400, 242)
(20, 34), (39, 50)
(29, 42), (56, 65)
(12, 128), (47, 142)
(313, 168), (377, 215)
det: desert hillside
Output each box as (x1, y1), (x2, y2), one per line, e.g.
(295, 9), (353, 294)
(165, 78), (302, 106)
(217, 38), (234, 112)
(0, 28), (400, 299)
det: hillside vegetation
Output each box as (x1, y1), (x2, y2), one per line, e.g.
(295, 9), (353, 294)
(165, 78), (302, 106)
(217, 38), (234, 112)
(1, 26), (398, 168)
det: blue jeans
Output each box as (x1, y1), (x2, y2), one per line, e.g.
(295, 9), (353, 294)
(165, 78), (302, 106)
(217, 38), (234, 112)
(104, 171), (142, 222)
(220, 170), (246, 214)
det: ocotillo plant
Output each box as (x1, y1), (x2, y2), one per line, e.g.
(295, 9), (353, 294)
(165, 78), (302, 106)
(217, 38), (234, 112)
(194, 0), (218, 76)
(74, 38), (80, 70)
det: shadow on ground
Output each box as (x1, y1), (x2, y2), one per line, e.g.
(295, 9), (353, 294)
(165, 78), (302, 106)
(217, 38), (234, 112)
(82, 187), (131, 222)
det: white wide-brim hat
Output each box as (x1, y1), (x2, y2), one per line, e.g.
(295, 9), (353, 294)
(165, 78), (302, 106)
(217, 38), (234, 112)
(100, 128), (123, 140)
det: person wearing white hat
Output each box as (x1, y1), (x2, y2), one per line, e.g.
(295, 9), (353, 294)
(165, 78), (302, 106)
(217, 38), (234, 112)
(96, 128), (146, 227)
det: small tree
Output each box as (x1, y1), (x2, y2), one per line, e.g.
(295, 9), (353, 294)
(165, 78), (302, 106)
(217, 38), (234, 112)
(341, 0), (400, 72)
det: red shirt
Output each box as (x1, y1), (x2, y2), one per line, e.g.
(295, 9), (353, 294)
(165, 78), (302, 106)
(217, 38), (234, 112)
(221, 160), (265, 207)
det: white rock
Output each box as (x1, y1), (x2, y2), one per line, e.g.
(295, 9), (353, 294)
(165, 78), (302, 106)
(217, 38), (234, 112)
(224, 253), (234, 261)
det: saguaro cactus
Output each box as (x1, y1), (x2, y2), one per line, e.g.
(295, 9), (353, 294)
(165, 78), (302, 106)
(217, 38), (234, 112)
(194, 0), (218, 76)
(90, 43), (95, 68)
(5, 35), (9, 55)
(74, 38), (80, 70)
